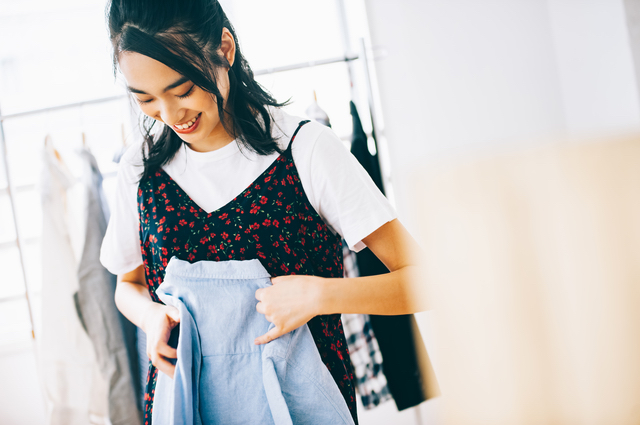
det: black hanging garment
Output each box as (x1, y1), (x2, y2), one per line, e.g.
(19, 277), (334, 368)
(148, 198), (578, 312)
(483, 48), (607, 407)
(349, 101), (440, 411)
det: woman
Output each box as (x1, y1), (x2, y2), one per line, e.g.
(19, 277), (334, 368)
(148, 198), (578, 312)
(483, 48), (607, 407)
(100, 0), (427, 424)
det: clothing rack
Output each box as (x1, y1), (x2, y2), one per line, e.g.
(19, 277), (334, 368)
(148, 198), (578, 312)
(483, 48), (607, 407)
(0, 55), (360, 122)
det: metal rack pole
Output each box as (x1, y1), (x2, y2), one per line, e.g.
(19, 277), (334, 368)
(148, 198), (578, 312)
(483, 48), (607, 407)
(0, 103), (36, 340)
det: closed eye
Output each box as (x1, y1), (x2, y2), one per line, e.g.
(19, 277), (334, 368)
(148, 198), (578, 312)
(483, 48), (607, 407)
(177, 84), (196, 99)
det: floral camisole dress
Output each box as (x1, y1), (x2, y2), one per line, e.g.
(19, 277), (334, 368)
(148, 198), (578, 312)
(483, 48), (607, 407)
(137, 120), (358, 424)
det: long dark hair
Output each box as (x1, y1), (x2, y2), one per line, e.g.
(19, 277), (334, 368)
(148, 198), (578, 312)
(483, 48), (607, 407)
(107, 0), (288, 180)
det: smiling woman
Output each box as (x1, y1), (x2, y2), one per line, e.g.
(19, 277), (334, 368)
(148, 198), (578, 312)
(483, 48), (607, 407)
(108, 0), (288, 179)
(101, 0), (426, 424)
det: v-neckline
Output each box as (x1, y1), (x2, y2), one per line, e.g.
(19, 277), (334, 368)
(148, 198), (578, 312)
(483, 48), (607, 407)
(157, 148), (289, 217)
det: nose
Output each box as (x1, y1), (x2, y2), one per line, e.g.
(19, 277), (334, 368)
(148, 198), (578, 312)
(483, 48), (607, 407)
(157, 100), (185, 126)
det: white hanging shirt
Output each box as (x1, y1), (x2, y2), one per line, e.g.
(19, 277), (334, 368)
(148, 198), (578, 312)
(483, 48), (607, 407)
(100, 107), (397, 276)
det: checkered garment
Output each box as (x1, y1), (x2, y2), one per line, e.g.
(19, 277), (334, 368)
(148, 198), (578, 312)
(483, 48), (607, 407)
(341, 241), (393, 409)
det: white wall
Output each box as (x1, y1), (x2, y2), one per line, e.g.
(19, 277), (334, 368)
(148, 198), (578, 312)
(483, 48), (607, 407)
(365, 0), (640, 234)
(365, 0), (566, 234)
(548, 0), (640, 137)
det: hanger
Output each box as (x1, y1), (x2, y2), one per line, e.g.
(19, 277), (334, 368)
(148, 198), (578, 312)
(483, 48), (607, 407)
(44, 134), (63, 162)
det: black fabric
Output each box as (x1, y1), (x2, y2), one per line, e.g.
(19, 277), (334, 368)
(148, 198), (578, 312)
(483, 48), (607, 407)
(349, 101), (440, 411)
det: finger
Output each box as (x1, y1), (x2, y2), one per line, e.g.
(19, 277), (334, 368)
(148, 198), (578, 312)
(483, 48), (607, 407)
(254, 327), (283, 345)
(167, 310), (180, 323)
(255, 301), (265, 315)
(157, 342), (178, 359)
(255, 288), (263, 301)
(154, 355), (176, 379)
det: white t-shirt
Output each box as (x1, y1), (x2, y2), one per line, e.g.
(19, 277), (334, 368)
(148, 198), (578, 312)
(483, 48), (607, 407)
(99, 107), (397, 276)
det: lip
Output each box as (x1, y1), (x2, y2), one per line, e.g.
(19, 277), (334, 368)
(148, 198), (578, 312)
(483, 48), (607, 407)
(173, 113), (202, 134)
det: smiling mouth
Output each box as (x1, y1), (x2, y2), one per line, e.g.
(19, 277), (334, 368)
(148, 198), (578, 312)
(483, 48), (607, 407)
(173, 112), (202, 133)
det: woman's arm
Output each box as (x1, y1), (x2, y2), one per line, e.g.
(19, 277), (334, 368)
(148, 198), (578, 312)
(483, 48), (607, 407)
(116, 265), (179, 378)
(319, 218), (427, 315)
(254, 218), (427, 344)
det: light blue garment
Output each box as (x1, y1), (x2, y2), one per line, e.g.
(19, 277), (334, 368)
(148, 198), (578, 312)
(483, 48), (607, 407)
(152, 257), (355, 425)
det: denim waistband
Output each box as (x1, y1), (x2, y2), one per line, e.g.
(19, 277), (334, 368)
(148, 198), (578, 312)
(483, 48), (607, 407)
(165, 257), (271, 280)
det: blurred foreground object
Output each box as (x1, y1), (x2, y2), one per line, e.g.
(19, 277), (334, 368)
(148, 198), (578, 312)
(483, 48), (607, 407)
(413, 133), (640, 425)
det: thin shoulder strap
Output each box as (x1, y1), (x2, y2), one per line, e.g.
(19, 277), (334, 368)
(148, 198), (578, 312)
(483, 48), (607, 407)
(285, 120), (311, 153)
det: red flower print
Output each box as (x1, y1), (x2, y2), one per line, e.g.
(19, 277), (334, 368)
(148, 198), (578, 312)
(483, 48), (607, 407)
(273, 241), (279, 247)
(179, 219), (187, 226)
(250, 222), (260, 230)
(280, 263), (289, 273)
(264, 176), (271, 183)
(286, 175), (294, 185)
(250, 205), (260, 214)
(278, 192), (283, 197)
(188, 253), (195, 262)
(200, 237), (209, 245)
(150, 235), (157, 243)
(263, 219), (271, 226)
(159, 217), (166, 224)
(299, 225), (307, 235)
(260, 196), (268, 205)
(208, 245), (217, 254)
(301, 237), (305, 246)
(257, 251), (266, 259)
(219, 213), (228, 220)
(273, 219), (279, 228)
(203, 224), (209, 231)
(221, 232), (228, 240)
(189, 222), (195, 228)
(253, 234), (260, 241)
(174, 225), (179, 232)
(159, 183), (165, 190)
(235, 234), (241, 241)
(167, 205), (174, 212)
(162, 247), (168, 256)
(157, 225), (163, 232)
(239, 247), (245, 254)
(283, 216), (291, 224)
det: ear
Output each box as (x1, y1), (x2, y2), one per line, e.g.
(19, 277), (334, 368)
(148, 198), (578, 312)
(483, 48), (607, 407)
(220, 27), (236, 69)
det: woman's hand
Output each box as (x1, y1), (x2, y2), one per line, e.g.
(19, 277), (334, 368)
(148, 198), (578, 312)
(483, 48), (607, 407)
(141, 303), (180, 379)
(254, 275), (324, 345)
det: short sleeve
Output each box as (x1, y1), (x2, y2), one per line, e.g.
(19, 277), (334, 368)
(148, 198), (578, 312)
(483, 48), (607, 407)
(295, 125), (398, 252)
(99, 145), (145, 275)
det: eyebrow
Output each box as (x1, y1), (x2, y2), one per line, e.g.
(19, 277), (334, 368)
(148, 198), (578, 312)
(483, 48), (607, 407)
(127, 76), (190, 95)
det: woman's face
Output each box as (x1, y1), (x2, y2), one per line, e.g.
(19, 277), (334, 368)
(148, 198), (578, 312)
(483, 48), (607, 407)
(118, 30), (236, 152)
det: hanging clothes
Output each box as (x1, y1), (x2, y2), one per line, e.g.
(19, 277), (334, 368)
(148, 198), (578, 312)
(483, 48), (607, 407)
(38, 142), (108, 425)
(348, 101), (441, 411)
(305, 95), (332, 128)
(73, 147), (142, 425)
(341, 240), (393, 410)
(153, 257), (355, 425)
(134, 120), (358, 425)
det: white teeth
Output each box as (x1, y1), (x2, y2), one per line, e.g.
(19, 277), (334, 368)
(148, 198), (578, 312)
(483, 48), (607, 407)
(175, 113), (200, 130)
